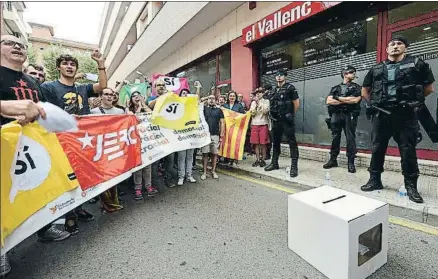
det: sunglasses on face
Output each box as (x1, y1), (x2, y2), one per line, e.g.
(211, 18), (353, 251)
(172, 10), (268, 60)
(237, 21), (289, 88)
(1, 39), (28, 50)
(276, 74), (285, 77)
(156, 84), (165, 87)
(103, 93), (115, 97)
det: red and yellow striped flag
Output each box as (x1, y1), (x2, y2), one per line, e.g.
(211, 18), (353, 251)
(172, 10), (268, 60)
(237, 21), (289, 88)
(219, 108), (251, 160)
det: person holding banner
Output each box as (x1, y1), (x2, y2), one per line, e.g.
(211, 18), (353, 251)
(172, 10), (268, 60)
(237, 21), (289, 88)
(148, 78), (177, 187)
(127, 91), (159, 199)
(223, 91), (245, 167)
(1, 36), (71, 251)
(176, 89), (198, 186)
(41, 51), (107, 234)
(201, 95), (225, 180)
(90, 88), (125, 212)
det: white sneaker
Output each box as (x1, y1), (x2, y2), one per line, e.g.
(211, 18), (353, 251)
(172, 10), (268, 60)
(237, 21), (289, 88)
(201, 173), (207, 180)
(187, 176), (197, 183)
(212, 172), (219, 179)
(177, 178), (184, 186)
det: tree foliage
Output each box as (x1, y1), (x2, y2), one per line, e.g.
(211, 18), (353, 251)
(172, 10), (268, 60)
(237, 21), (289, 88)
(28, 43), (99, 82)
(26, 43), (38, 65)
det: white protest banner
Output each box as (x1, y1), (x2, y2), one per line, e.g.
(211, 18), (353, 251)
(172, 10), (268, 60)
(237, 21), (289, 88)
(1, 105), (210, 255)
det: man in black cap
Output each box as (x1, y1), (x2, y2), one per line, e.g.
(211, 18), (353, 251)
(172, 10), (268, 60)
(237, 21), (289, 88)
(360, 35), (435, 203)
(324, 65), (362, 172)
(264, 69), (300, 177)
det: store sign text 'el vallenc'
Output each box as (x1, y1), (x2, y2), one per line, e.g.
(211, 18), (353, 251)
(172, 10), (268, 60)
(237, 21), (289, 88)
(242, 1), (340, 45)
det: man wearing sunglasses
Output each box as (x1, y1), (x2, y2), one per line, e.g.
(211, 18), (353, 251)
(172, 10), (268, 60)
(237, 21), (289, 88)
(24, 64), (46, 84)
(0, 35), (46, 125)
(360, 35), (435, 204)
(264, 69), (300, 178)
(324, 65), (362, 173)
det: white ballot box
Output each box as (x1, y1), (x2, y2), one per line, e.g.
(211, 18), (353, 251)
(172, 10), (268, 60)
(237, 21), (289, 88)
(288, 186), (388, 279)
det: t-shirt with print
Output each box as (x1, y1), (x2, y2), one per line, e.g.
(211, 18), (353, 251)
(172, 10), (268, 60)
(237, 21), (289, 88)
(41, 80), (95, 115)
(90, 106), (125, 115)
(0, 66), (46, 125)
(203, 105), (224, 136)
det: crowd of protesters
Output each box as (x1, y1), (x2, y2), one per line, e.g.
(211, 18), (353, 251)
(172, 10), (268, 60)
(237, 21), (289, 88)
(0, 34), (274, 277)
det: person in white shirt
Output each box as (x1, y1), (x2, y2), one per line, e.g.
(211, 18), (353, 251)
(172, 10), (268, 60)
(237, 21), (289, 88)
(249, 88), (270, 167)
(90, 88), (125, 212)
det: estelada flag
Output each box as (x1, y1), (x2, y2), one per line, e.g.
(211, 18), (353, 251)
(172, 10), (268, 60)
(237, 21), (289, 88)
(219, 108), (251, 160)
(151, 92), (199, 130)
(56, 115), (142, 190)
(1, 122), (79, 246)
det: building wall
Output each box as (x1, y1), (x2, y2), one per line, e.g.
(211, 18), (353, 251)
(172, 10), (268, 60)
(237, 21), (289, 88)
(28, 24), (97, 66)
(149, 2), (287, 78)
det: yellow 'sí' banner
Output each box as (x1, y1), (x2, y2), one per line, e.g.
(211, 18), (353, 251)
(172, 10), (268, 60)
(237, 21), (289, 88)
(1, 122), (79, 246)
(151, 92), (199, 130)
(219, 108), (251, 160)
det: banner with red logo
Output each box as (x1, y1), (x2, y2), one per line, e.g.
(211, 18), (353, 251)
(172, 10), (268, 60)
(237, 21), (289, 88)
(56, 115), (142, 190)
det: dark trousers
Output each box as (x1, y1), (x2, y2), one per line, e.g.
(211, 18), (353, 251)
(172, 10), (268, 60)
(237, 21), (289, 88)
(330, 112), (358, 158)
(369, 107), (419, 177)
(272, 120), (299, 159)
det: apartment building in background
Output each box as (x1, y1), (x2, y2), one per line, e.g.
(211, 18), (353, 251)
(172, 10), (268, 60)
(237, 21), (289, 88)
(28, 22), (97, 65)
(99, 1), (438, 160)
(0, 1), (32, 40)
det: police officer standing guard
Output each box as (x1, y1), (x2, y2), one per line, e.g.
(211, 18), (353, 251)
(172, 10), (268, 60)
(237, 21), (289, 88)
(324, 65), (362, 173)
(361, 35), (435, 203)
(264, 69), (300, 177)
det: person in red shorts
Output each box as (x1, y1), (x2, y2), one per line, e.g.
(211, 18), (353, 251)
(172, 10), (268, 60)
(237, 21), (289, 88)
(249, 87), (270, 167)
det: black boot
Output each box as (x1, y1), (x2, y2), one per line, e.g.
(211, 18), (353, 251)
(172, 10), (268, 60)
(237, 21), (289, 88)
(405, 176), (424, 203)
(347, 157), (356, 173)
(264, 153), (279, 171)
(323, 155), (338, 169)
(290, 158), (298, 178)
(361, 171), (383, 191)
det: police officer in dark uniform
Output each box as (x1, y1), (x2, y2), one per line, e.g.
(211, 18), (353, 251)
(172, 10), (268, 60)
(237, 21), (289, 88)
(361, 35), (435, 203)
(264, 69), (300, 177)
(324, 65), (362, 173)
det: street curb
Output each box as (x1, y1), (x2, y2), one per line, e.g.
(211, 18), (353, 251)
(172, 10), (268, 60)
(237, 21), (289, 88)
(196, 159), (438, 227)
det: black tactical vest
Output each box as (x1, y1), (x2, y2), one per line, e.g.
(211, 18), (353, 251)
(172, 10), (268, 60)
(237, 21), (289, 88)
(269, 83), (296, 120)
(327, 82), (361, 116)
(369, 55), (425, 106)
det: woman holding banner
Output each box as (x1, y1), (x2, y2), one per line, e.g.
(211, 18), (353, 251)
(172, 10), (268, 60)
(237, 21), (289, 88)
(222, 91), (245, 167)
(128, 91), (159, 200)
(176, 89), (198, 186)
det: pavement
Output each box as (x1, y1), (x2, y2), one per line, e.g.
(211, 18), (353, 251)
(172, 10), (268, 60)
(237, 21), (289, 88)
(6, 168), (438, 279)
(227, 154), (438, 227)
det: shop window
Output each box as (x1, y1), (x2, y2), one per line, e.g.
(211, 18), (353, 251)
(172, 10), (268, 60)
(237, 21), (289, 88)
(388, 2), (438, 24)
(393, 22), (438, 61)
(260, 12), (378, 77)
(218, 50), (231, 81)
(182, 57), (217, 96)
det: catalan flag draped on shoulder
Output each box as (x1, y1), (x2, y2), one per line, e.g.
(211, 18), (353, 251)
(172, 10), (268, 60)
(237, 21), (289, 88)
(219, 108), (251, 160)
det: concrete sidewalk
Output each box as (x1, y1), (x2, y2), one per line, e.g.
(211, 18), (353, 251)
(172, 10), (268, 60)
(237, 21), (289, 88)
(219, 154), (438, 226)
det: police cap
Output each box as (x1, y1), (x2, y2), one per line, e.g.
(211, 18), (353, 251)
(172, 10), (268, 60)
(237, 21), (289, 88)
(389, 35), (409, 47)
(275, 69), (288, 77)
(341, 65), (356, 78)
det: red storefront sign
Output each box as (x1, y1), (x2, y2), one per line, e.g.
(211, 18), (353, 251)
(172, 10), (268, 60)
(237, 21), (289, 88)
(242, 1), (341, 45)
